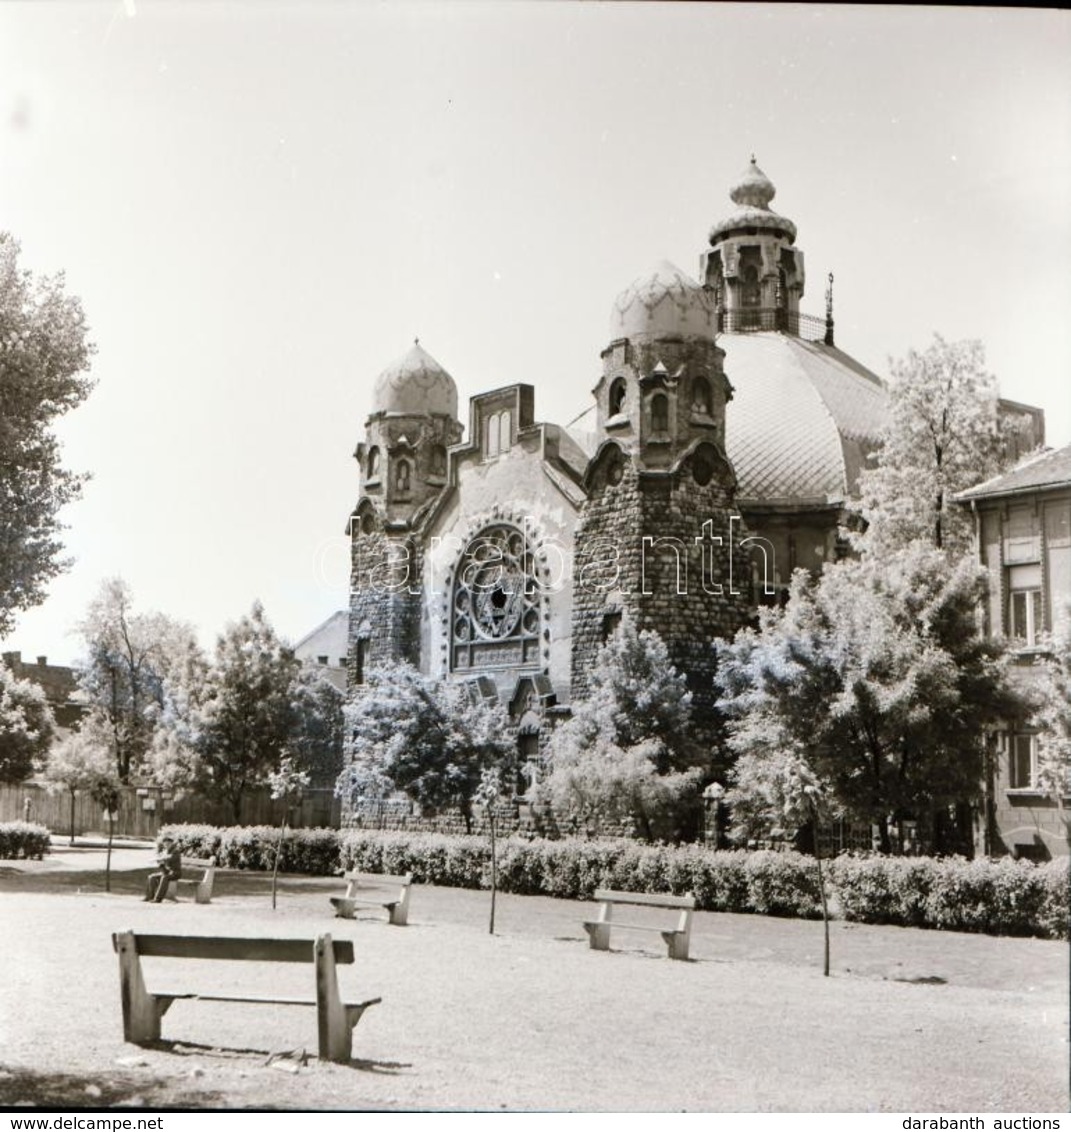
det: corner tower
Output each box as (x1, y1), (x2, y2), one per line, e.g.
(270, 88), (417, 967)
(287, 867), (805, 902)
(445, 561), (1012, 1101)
(572, 262), (751, 726)
(701, 157), (808, 336)
(348, 342), (462, 683)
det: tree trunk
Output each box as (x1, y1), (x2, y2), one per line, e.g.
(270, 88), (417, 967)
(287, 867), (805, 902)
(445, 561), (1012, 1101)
(271, 811), (287, 911)
(488, 810), (497, 936)
(69, 790), (76, 847)
(814, 826), (830, 978)
(105, 813), (114, 893)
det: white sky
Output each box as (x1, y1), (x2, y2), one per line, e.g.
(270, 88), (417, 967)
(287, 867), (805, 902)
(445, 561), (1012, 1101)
(1, 2), (1069, 666)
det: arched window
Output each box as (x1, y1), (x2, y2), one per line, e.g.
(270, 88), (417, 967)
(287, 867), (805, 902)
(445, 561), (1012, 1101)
(429, 444), (447, 477)
(484, 413), (500, 458)
(650, 393), (669, 434)
(742, 264), (761, 307)
(366, 446), (380, 480)
(451, 523), (541, 672)
(691, 377), (713, 416)
(499, 410), (512, 454)
(395, 460), (411, 493)
(609, 377), (627, 416)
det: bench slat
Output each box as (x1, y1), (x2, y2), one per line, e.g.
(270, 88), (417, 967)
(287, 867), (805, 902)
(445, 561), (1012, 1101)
(342, 871), (413, 887)
(121, 935), (355, 964)
(583, 920), (684, 934)
(592, 889), (695, 910)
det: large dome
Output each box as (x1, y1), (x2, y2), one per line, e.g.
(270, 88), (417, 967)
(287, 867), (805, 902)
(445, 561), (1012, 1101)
(609, 260), (715, 342)
(722, 333), (888, 506)
(372, 341), (458, 417)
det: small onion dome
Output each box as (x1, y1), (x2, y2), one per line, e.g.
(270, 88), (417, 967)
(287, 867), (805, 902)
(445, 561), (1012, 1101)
(609, 260), (715, 342)
(709, 156), (797, 246)
(372, 340), (458, 418)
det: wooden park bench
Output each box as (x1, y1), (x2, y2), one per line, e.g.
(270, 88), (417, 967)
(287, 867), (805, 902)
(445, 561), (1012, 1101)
(169, 857), (217, 904)
(582, 889), (696, 961)
(112, 931), (381, 1063)
(330, 871), (413, 926)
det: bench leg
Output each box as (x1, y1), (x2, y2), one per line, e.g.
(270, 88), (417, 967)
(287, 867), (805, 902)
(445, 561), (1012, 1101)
(115, 931), (169, 1043)
(583, 922), (611, 951)
(388, 893), (409, 927)
(315, 934), (379, 1063)
(661, 929), (690, 961)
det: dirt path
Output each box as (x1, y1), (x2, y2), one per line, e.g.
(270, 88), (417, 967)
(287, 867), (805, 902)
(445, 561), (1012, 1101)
(0, 857), (1067, 1111)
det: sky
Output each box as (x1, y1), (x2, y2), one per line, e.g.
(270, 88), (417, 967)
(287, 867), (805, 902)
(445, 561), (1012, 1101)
(0, 2), (1069, 667)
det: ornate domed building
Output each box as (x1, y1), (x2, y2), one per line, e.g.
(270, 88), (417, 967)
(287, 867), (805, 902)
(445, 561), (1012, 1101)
(347, 159), (893, 752)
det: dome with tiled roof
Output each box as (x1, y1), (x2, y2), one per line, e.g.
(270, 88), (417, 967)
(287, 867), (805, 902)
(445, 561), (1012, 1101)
(372, 341), (458, 418)
(721, 332), (887, 506)
(609, 260), (715, 342)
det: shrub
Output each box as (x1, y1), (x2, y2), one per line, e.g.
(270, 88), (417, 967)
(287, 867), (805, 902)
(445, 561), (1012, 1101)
(743, 850), (823, 918)
(828, 854), (934, 928)
(158, 823), (341, 876)
(156, 823), (1069, 939)
(0, 821), (50, 860)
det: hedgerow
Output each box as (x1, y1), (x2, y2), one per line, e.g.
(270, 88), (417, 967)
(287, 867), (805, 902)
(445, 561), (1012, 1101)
(155, 824), (1069, 940)
(0, 821), (50, 860)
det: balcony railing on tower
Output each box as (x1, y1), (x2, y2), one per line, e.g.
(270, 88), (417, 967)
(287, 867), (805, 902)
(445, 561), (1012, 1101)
(715, 306), (831, 343)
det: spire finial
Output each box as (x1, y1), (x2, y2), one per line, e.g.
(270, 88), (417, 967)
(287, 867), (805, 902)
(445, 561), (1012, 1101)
(824, 272), (835, 347)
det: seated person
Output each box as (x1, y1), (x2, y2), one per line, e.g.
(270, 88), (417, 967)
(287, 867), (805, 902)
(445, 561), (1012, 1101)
(144, 844), (183, 902)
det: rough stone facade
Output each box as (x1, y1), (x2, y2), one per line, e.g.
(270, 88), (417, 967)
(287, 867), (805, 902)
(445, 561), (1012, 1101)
(341, 160), (911, 827)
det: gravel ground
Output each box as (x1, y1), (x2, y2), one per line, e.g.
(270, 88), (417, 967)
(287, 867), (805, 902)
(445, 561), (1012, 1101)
(0, 844), (1067, 1112)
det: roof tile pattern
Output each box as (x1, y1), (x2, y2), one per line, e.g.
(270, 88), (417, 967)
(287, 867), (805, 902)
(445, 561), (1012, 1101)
(723, 334), (888, 506)
(957, 443), (1071, 501)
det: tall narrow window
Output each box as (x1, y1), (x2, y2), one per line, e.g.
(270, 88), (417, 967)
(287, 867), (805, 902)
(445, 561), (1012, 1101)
(355, 639), (368, 686)
(1008, 733), (1037, 789)
(366, 446), (380, 480)
(609, 377), (627, 416)
(484, 413), (500, 459)
(395, 460), (411, 494)
(691, 377), (713, 416)
(1007, 563), (1042, 644)
(499, 410), (512, 454)
(650, 393), (669, 434)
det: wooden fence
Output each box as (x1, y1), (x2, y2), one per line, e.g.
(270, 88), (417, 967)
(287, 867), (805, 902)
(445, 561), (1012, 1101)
(0, 782), (341, 840)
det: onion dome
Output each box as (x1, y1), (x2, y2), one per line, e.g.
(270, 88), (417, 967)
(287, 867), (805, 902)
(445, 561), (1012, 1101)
(372, 340), (458, 418)
(609, 260), (715, 342)
(709, 156), (797, 245)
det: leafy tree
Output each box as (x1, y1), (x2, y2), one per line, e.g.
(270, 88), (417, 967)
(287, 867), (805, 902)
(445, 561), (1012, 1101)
(40, 722), (116, 847)
(541, 620), (705, 842)
(716, 544), (1028, 853)
(853, 334), (1023, 557)
(75, 578), (205, 782)
(337, 661), (515, 832)
(184, 602), (304, 822)
(288, 667), (345, 788)
(1034, 605), (1071, 846)
(0, 660), (54, 783)
(0, 235), (95, 636)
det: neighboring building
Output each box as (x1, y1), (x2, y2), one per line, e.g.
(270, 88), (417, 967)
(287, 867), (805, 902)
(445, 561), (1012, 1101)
(958, 444), (1071, 859)
(293, 610), (349, 694)
(0, 650), (85, 732)
(345, 159), (896, 765)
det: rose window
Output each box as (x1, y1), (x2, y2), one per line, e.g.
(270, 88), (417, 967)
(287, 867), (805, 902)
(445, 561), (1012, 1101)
(452, 523), (541, 672)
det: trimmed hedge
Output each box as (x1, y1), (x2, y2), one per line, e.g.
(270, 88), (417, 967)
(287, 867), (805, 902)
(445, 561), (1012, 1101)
(0, 821), (51, 860)
(158, 823), (340, 876)
(156, 823), (1069, 940)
